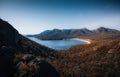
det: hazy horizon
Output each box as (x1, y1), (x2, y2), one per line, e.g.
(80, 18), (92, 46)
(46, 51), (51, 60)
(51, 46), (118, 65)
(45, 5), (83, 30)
(0, 0), (120, 34)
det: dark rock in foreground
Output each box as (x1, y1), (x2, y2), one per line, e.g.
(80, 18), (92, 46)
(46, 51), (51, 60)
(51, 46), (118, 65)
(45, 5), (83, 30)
(0, 19), (60, 77)
(0, 19), (19, 46)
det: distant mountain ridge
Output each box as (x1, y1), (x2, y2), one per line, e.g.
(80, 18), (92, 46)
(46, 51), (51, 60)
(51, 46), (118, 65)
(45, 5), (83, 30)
(93, 27), (120, 33)
(28, 27), (120, 40)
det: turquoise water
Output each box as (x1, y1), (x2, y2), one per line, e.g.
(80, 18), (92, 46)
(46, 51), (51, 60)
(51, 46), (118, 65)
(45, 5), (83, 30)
(27, 37), (87, 50)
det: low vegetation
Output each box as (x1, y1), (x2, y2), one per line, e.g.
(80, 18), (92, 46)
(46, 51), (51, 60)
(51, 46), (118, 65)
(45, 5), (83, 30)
(47, 40), (120, 77)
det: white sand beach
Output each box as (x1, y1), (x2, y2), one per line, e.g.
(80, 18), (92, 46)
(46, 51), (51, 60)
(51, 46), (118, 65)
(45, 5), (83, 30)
(70, 38), (91, 44)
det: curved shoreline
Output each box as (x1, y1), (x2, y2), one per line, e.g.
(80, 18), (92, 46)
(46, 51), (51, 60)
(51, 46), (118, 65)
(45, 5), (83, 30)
(70, 38), (91, 44)
(27, 36), (91, 44)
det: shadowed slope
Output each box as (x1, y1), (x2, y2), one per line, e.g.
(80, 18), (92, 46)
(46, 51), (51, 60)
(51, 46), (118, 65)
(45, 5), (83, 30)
(0, 19), (60, 77)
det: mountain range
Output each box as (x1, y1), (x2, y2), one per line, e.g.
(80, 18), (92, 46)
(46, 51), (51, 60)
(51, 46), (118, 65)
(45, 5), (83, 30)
(28, 27), (120, 40)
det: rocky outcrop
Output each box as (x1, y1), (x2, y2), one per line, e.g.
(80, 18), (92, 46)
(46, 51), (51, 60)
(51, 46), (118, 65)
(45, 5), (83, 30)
(16, 54), (60, 77)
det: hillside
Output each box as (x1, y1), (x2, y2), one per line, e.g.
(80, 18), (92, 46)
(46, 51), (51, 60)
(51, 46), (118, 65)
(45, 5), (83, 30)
(0, 19), (60, 77)
(29, 27), (120, 40)
(48, 40), (120, 77)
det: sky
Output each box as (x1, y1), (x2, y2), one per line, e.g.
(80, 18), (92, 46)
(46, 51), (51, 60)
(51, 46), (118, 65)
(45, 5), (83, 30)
(0, 0), (120, 34)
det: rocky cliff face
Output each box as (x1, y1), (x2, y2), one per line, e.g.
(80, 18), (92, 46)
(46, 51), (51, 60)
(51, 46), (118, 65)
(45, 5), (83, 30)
(0, 19), (60, 77)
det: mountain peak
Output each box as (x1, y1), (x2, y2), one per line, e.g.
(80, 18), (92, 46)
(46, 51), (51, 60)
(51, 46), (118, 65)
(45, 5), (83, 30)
(97, 27), (108, 30)
(81, 28), (91, 31)
(81, 28), (89, 30)
(93, 27), (120, 34)
(32, 27), (120, 40)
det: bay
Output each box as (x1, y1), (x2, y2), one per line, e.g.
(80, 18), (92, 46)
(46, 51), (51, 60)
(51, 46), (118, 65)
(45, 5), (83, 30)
(27, 37), (87, 50)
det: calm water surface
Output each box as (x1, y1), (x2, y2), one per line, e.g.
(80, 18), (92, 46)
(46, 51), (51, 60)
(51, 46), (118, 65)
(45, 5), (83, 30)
(27, 37), (87, 50)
